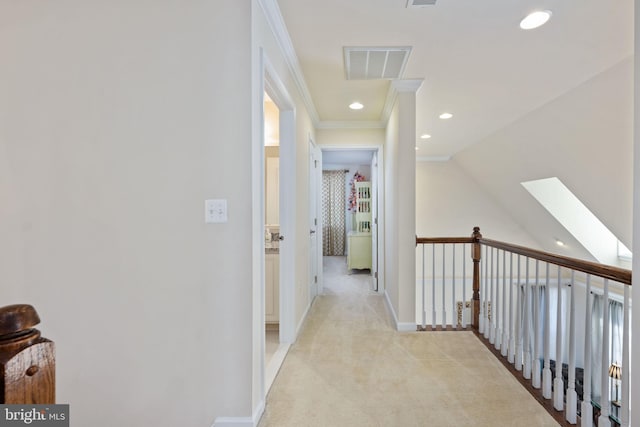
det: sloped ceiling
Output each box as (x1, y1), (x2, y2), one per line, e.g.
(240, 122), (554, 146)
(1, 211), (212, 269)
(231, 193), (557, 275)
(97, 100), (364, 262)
(454, 58), (633, 262)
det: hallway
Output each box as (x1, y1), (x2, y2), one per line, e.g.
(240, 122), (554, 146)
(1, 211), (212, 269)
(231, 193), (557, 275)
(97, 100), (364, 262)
(259, 257), (559, 426)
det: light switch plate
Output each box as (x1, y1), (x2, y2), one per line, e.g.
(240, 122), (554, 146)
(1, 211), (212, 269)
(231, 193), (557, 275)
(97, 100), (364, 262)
(205, 199), (227, 223)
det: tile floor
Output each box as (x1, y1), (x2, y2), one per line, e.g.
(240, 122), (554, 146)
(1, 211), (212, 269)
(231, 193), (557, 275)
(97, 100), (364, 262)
(259, 256), (559, 427)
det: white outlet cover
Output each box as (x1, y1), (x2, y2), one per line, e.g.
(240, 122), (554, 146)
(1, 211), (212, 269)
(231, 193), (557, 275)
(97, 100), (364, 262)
(205, 199), (228, 223)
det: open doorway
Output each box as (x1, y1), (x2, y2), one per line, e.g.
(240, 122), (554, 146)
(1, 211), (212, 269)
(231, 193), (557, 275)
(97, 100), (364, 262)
(261, 68), (296, 392)
(263, 92), (281, 370)
(320, 148), (382, 294)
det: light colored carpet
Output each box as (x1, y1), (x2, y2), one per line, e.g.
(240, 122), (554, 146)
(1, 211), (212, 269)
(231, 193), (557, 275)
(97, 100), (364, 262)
(259, 256), (559, 427)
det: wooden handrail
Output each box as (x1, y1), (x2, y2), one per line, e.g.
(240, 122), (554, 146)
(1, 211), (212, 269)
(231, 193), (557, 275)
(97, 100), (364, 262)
(416, 237), (475, 245)
(415, 230), (632, 286)
(479, 238), (631, 286)
(415, 227), (632, 331)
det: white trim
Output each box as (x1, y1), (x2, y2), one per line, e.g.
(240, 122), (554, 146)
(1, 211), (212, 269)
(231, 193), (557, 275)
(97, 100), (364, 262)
(212, 400), (264, 427)
(257, 0), (417, 131)
(257, 0), (320, 124)
(391, 78), (424, 93)
(384, 290), (417, 332)
(212, 417), (254, 427)
(254, 46), (296, 427)
(252, 46), (268, 418)
(296, 298), (313, 337)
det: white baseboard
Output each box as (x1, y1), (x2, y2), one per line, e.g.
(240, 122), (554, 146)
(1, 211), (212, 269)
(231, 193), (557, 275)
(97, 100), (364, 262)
(296, 299), (312, 337)
(384, 291), (417, 332)
(212, 400), (264, 427)
(212, 417), (253, 427)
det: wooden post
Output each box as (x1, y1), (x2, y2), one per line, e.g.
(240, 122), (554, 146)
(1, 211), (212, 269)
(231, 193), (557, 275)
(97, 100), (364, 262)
(471, 227), (482, 331)
(0, 304), (55, 404)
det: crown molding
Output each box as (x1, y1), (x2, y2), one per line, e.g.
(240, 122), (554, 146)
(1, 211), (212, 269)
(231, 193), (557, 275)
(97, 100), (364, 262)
(391, 78), (425, 92)
(257, 0), (320, 125)
(258, 1), (426, 131)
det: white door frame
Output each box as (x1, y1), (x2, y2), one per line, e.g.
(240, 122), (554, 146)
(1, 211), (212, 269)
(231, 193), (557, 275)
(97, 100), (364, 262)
(263, 56), (296, 345)
(254, 49), (297, 403)
(317, 144), (385, 294)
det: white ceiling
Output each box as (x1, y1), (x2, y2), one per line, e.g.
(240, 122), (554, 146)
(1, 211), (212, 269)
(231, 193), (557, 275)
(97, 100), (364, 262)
(276, 0), (633, 158)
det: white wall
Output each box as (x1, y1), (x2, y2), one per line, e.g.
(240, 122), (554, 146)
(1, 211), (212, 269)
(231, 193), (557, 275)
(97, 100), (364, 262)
(416, 160), (540, 245)
(316, 128), (385, 147)
(1, 2), (255, 426)
(383, 83), (420, 329)
(384, 106), (401, 323)
(632, 0), (640, 422)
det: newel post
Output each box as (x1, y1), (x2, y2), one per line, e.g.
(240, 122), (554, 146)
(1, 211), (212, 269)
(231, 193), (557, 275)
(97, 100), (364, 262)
(471, 227), (482, 331)
(0, 304), (55, 403)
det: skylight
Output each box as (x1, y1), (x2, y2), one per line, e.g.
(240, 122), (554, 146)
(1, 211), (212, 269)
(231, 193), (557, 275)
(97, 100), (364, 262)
(521, 177), (632, 266)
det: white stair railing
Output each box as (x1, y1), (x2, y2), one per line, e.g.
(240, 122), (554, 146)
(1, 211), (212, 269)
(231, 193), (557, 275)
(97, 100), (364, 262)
(416, 228), (632, 426)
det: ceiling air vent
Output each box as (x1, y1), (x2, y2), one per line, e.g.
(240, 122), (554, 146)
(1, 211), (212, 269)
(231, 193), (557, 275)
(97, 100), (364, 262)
(407, 0), (437, 6)
(343, 47), (412, 80)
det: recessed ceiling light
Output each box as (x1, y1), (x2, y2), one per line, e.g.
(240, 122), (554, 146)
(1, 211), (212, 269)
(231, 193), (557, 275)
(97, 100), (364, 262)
(349, 102), (364, 110)
(520, 10), (552, 30)
(415, 146), (419, 150)
(555, 239), (565, 247)
(420, 134), (432, 139)
(439, 112), (453, 119)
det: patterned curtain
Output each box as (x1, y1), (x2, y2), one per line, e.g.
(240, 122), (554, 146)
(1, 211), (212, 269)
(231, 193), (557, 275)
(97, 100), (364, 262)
(322, 170), (346, 256)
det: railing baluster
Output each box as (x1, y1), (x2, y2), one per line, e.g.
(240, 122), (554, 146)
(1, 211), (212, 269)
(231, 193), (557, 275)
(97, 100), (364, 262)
(421, 244), (426, 330)
(479, 245), (484, 334)
(553, 265), (564, 411)
(442, 244), (446, 329)
(542, 262), (552, 399)
(462, 244), (467, 329)
(523, 257), (531, 379)
(494, 248), (501, 350)
(488, 248), (497, 344)
(508, 252), (515, 364)
(581, 275), (593, 427)
(515, 255), (523, 371)
(432, 243), (436, 329)
(566, 270), (577, 424)
(598, 279), (611, 427)
(452, 244), (456, 329)
(532, 259), (541, 389)
(480, 247), (491, 339)
(501, 250), (508, 356)
(621, 284), (630, 426)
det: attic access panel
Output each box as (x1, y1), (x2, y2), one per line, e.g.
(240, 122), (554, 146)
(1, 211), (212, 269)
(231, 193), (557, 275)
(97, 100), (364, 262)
(343, 47), (412, 80)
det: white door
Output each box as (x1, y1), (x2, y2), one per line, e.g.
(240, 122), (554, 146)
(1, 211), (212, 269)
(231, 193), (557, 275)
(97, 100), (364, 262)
(309, 140), (320, 301)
